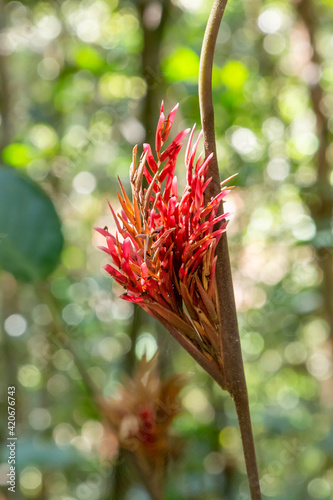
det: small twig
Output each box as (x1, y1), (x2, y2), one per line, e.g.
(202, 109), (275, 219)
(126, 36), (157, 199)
(199, 2), (262, 499)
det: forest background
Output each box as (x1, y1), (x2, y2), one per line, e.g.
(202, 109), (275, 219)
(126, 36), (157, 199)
(0, 0), (333, 498)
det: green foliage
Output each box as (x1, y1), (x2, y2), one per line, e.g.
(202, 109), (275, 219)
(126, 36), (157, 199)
(0, 167), (63, 281)
(162, 47), (200, 82)
(220, 59), (249, 91)
(71, 46), (106, 73)
(2, 144), (35, 168)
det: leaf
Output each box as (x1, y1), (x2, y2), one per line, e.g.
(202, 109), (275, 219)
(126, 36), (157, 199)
(220, 60), (249, 91)
(162, 47), (199, 82)
(2, 143), (35, 168)
(0, 167), (63, 282)
(72, 46), (105, 73)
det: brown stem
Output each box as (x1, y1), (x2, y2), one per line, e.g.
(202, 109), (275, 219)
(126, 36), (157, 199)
(199, 2), (262, 498)
(233, 392), (262, 498)
(199, 0), (228, 200)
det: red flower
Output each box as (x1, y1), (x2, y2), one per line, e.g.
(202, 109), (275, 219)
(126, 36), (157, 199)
(96, 102), (233, 365)
(100, 355), (184, 460)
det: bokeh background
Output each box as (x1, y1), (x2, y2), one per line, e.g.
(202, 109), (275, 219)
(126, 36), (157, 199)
(0, 0), (333, 498)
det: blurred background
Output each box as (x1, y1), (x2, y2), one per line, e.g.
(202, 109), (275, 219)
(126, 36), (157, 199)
(0, 0), (333, 498)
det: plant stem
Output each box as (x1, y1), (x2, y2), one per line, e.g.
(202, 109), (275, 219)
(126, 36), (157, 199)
(199, 0), (228, 201)
(233, 391), (262, 499)
(199, 2), (262, 498)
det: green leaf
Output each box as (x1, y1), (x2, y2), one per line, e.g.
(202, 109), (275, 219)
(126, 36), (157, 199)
(162, 47), (200, 82)
(72, 46), (105, 73)
(2, 143), (35, 168)
(220, 60), (249, 91)
(0, 167), (64, 282)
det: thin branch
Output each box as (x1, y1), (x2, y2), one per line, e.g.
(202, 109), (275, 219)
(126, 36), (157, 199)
(199, 2), (262, 499)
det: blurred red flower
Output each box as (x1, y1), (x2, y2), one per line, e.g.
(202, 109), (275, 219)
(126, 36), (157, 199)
(100, 355), (184, 462)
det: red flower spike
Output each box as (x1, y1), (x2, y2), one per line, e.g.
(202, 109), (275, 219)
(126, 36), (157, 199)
(162, 103), (179, 143)
(96, 102), (234, 368)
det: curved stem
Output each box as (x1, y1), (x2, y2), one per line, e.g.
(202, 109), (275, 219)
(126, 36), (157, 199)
(199, 0), (228, 200)
(199, 2), (262, 499)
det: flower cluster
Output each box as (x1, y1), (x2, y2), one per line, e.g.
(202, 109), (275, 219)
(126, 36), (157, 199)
(96, 103), (232, 362)
(100, 355), (184, 464)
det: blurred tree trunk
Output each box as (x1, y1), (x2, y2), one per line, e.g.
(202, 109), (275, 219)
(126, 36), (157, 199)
(0, 0), (11, 152)
(295, 0), (333, 347)
(136, 0), (172, 144)
(109, 2), (174, 497)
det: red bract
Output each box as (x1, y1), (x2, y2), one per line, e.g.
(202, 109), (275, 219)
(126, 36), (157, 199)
(96, 102), (233, 362)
